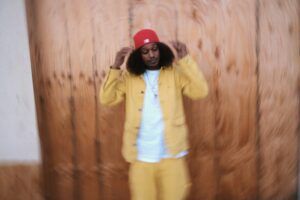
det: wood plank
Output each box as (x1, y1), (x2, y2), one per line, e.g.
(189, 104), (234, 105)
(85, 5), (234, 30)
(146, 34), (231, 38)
(257, 0), (300, 199)
(25, 0), (300, 199)
(177, 1), (218, 199)
(178, 1), (259, 199)
(25, 0), (75, 199)
(63, 0), (100, 199)
(91, 0), (130, 199)
(0, 163), (43, 200)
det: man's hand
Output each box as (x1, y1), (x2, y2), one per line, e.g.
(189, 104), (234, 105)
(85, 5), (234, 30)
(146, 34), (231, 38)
(111, 47), (133, 69)
(171, 41), (188, 59)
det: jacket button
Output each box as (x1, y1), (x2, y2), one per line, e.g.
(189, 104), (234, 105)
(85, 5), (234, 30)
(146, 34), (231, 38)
(135, 126), (140, 129)
(141, 91), (144, 94)
(138, 108), (142, 111)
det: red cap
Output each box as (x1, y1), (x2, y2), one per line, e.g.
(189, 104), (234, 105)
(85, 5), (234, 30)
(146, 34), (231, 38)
(133, 29), (160, 49)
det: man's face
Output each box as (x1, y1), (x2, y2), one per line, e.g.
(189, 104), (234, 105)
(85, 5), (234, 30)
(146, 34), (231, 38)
(140, 43), (160, 69)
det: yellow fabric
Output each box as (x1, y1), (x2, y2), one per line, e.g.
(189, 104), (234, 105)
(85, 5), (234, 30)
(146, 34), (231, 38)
(99, 55), (208, 162)
(129, 157), (191, 200)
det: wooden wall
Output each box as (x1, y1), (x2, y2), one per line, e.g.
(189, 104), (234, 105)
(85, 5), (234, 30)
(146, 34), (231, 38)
(25, 0), (300, 199)
(0, 164), (43, 200)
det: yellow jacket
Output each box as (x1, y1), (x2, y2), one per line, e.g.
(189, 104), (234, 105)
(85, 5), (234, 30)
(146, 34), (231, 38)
(99, 55), (208, 163)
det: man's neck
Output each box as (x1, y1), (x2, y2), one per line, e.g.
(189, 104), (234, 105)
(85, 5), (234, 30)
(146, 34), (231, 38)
(146, 65), (161, 70)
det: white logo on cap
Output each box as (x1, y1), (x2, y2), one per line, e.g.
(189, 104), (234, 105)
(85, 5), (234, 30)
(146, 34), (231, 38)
(144, 38), (150, 43)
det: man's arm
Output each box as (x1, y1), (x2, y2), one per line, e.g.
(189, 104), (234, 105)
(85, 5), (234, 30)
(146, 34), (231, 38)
(174, 55), (208, 100)
(171, 41), (208, 100)
(99, 68), (126, 106)
(99, 47), (132, 106)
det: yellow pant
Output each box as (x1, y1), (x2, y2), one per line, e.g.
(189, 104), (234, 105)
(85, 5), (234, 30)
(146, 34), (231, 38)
(129, 157), (191, 200)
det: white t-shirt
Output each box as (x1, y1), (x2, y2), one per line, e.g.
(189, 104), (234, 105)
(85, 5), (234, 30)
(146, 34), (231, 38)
(137, 69), (187, 163)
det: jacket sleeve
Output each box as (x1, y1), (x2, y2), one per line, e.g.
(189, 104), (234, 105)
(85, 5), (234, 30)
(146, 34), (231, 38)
(174, 54), (209, 100)
(99, 68), (126, 106)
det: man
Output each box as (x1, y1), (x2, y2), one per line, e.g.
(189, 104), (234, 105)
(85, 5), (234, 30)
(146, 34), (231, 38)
(100, 29), (208, 200)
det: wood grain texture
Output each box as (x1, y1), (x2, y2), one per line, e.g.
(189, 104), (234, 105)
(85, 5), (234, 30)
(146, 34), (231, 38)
(177, 1), (218, 199)
(92, 0), (130, 199)
(178, 1), (259, 199)
(62, 0), (99, 199)
(0, 164), (43, 200)
(26, 0), (130, 199)
(257, 0), (300, 199)
(26, 1), (74, 199)
(25, 0), (300, 199)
